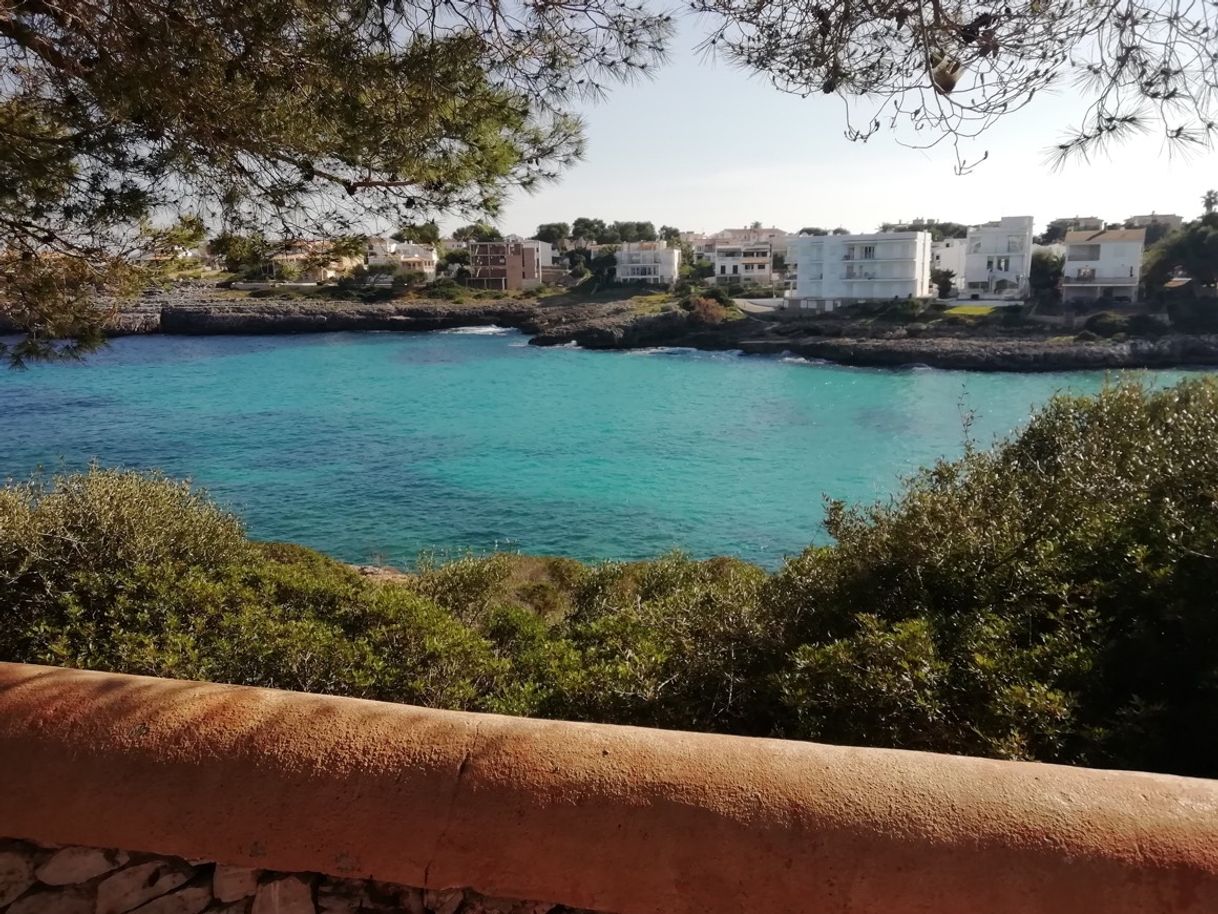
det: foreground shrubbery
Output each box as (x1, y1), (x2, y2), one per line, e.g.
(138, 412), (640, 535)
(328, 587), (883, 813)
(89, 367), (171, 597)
(3, 378), (1218, 778)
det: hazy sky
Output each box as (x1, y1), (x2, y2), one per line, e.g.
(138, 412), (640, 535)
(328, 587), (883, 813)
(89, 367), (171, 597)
(488, 22), (1217, 238)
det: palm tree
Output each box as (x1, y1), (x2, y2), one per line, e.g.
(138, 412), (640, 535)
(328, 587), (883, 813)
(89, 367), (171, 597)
(1203, 189), (1218, 216)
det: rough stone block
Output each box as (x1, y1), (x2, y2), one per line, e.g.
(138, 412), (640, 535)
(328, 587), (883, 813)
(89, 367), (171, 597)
(0, 849), (36, 907)
(97, 860), (194, 914)
(471, 899), (554, 914)
(362, 880), (422, 913)
(8, 885), (95, 914)
(214, 865), (261, 902)
(128, 880), (213, 914)
(252, 874), (314, 914)
(424, 888), (465, 914)
(35, 846), (128, 885)
(316, 880), (365, 914)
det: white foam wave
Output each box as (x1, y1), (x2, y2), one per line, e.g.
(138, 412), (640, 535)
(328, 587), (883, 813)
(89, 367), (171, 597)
(626, 347), (742, 360)
(779, 352), (831, 366)
(438, 325), (515, 335)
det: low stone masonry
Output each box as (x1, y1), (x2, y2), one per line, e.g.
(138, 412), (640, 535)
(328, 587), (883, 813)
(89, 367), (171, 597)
(0, 841), (593, 914)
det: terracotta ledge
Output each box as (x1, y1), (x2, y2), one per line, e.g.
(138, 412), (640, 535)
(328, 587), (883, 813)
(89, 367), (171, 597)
(0, 662), (1215, 914)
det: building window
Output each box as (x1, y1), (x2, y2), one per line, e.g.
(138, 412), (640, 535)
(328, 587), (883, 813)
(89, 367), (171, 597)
(862, 245), (875, 260)
(719, 265), (726, 275)
(1068, 244), (1102, 261)
(1007, 236), (1025, 253)
(732, 265), (739, 274)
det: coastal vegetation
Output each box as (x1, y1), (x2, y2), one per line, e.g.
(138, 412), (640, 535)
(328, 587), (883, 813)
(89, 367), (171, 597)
(3, 378), (1217, 780)
(6, 0), (1216, 361)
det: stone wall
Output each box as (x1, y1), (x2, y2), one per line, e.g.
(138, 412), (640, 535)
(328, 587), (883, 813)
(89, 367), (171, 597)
(0, 840), (587, 914)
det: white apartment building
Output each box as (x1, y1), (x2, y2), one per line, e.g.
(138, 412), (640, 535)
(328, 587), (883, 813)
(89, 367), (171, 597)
(521, 239), (558, 268)
(962, 216), (1034, 298)
(1060, 228), (1146, 304)
(713, 243), (774, 285)
(930, 238), (967, 292)
(614, 241), (680, 285)
(788, 231), (932, 311)
(1126, 213), (1183, 230)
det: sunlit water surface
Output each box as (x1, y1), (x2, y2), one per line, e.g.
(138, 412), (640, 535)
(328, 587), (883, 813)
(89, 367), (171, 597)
(1, 329), (1201, 567)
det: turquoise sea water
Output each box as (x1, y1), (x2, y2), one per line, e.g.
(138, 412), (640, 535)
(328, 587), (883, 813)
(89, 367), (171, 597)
(0, 330), (1203, 567)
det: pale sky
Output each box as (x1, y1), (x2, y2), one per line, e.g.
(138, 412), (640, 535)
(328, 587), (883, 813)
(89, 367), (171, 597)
(490, 23), (1217, 238)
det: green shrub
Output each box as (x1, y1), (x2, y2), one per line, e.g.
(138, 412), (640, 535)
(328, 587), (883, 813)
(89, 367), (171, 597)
(1127, 313), (1167, 337)
(1083, 311), (1129, 337)
(764, 379), (1218, 774)
(5, 380), (1218, 778)
(999, 306), (1029, 327)
(423, 277), (464, 301)
(878, 299), (921, 322)
(414, 552), (513, 624)
(1167, 298), (1218, 333)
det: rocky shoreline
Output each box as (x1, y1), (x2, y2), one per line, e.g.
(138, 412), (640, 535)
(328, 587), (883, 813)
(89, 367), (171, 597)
(69, 289), (1218, 372)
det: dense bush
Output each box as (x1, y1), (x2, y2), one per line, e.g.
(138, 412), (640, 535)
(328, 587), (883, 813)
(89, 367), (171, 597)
(4, 379), (1218, 777)
(688, 297), (732, 325)
(1127, 313), (1168, 337)
(1167, 297), (1218, 333)
(423, 277), (464, 301)
(1083, 311), (1129, 337)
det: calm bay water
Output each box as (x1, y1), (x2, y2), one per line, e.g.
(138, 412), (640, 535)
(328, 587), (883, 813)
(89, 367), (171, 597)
(0, 330), (1200, 566)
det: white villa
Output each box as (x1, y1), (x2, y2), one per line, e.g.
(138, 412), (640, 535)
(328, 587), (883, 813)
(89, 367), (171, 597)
(930, 238), (967, 292)
(712, 242), (774, 285)
(1060, 228), (1146, 304)
(1126, 213), (1183, 230)
(787, 231), (932, 311)
(614, 241), (680, 285)
(365, 238), (438, 277)
(962, 216), (1034, 298)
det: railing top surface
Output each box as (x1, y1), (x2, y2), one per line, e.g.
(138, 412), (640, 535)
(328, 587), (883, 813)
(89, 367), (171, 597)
(0, 662), (1215, 914)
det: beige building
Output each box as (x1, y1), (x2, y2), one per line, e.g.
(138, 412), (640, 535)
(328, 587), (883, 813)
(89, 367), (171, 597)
(1126, 213), (1183, 230)
(712, 243), (774, 285)
(271, 242), (360, 281)
(713, 226), (791, 247)
(467, 241), (541, 291)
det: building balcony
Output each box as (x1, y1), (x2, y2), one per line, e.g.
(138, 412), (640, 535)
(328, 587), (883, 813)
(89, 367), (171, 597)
(1061, 276), (1138, 286)
(0, 662), (1215, 914)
